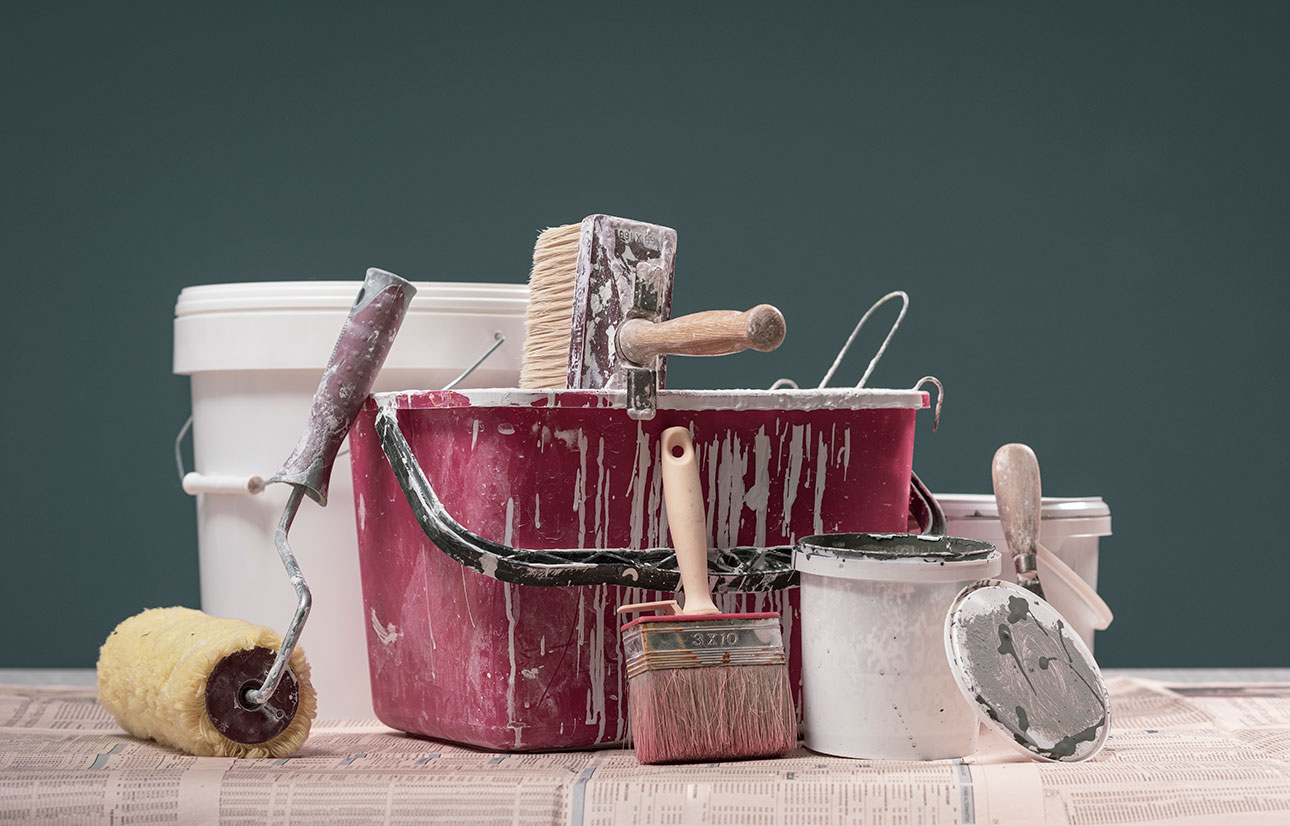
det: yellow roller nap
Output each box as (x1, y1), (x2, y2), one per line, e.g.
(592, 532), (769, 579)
(97, 606), (316, 758)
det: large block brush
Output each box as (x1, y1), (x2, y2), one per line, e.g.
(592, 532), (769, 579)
(520, 215), (785, 417)
(618, 426), (797, 764)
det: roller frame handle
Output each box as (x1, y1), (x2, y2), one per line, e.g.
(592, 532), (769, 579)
(660, 427), (719, 615)
(617, 304), (786, 365)
(270, 268), (416, 506)
(992, 442), (1045, 596)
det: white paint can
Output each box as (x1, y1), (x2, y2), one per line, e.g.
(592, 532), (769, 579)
(937, 494), (1112, 652)
(173, 280), (526, 718)
(794, 535), (1000, 760)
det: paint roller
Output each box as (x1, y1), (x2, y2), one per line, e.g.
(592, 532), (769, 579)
(97, 269), (416, 757)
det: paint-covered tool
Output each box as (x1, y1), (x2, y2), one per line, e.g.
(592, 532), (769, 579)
(945, 580), (1110, 762)
(519, 214), (786, 418)
(97, 269), (415, 757)
(992, 443), (1046, 599)
(796, 483), (1110, 763)
(618, 427), (797, 763)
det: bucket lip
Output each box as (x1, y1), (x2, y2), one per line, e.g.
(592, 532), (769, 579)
(176, 280), (528, 316)
(370, 387), (930, 412)
(794, 533), (1001, 582)
(936, 493), (1110, 520)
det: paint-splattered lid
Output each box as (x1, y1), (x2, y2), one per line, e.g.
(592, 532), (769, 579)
(944, 580), (1111, 762)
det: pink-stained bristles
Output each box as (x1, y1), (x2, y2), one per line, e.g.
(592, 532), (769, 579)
(620, 613), (797, 764)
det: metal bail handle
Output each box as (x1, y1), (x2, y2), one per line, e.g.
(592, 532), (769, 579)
(373, 405), (942, 591)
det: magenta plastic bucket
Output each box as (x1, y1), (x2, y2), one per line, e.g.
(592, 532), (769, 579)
(349, 387), (929, 750)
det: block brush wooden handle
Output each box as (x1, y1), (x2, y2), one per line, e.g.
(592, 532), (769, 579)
(617, 304), (786, 365)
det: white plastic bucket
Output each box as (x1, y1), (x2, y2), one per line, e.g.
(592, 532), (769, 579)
(937, 494), (1112, 652)
(795, 537), (1001, 760)
(174, 280), (527, 719)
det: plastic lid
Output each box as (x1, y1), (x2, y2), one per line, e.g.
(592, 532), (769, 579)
(944, 580), (1110, 763)
(175, 280), (528, 316)
(936, 493), (1110, 521)
(794, 533), (1001, 583)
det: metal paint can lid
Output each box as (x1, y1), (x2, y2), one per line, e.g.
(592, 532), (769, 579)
(794, 533), (1001, 583)
(944, 580), (1111, 763)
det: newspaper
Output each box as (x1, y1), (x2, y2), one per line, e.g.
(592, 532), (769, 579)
(2, 678), (1289, 825)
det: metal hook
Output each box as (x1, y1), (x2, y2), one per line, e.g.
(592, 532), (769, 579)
(912, 376), (944, 431)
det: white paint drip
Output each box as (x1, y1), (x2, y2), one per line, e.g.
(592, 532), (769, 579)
(814, 430), (828, 536)
(534, 493), (541, 529)
(356, 493), (366, 533)
(370, 608), (400, 646)
(503, 582), (524, 748)
(704, 436), (718, 546)
(843, 428), (852, 481)
(781, 424), (805, 538)
(593, 437), (607, 550)
(647, 440), (664, 547)
(471, 419), (480, 450)
(504, 497), (515, 547)
(585, 585), (608, 742)
(749, 426), (771, 548)
(628, 425), (649, 549)
(574, 429), (588, 549)
(460, 566), (476, 628)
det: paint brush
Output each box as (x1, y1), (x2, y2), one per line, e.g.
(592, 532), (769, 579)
(617, 426), (797, 763)
(519, 215), (785, 404)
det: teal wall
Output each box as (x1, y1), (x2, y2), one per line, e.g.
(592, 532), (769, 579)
(3, 3), (1287, 668)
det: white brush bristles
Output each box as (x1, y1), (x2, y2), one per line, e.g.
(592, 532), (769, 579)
(519, 222), (583, 389)
(627, 663), (797, 764)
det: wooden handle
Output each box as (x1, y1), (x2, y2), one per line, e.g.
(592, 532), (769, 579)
(660, 427), (719, 615)
(617, 304), (786, 365)
(992, 443), (1042, 557)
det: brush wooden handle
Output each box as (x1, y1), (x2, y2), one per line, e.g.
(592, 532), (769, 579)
(617, 305), (786, 365)
(660, 427), (719, 615)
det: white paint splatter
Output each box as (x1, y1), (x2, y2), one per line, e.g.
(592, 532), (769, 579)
(471, 419), (480, 450)
(370, 608), (400, 646)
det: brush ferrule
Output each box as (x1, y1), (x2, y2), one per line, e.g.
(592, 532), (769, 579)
(622, 616), (786, 680)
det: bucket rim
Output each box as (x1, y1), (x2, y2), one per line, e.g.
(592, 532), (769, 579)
(176, 280), (528, 316)
(936, 493), (1110, 521)
(370, 387), (930, 412)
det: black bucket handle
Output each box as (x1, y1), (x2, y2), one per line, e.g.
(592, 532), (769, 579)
(374, 404), (942, 592)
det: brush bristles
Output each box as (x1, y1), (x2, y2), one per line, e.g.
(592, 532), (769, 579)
(627, 664), (797, 764)
(519, 222), (582, 389)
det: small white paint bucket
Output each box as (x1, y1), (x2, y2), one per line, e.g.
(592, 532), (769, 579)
(795, 535), (1000, 760)
(173, 280), (526, 718)
(937, 494), (1112, 652)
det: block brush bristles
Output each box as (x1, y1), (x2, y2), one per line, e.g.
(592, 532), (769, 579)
(519, 223), (582, 389)
(622, 614), (797, 764)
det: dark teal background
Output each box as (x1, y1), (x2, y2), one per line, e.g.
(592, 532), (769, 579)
(3, 3), (1287, 668)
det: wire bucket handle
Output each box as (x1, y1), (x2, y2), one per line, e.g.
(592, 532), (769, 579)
(372, 404), (945, 592)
